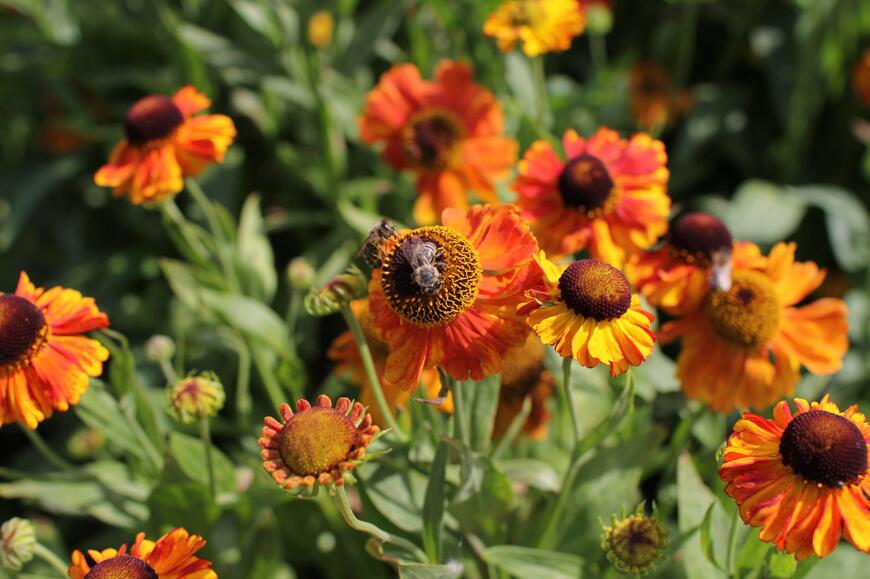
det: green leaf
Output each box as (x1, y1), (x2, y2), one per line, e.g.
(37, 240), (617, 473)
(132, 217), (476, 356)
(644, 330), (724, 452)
(497, 458), (560, 492)
(236, 194), (278, 301)
(361, 464), (428, 532)
(700, 503), (724, 570)
(168, 432), (237, 495)
(505, 52), (536, 119)
(422, 439), (448, 563)
(198, 291), (290, 353)
(482, 546), (583, 579)
(735, 528), (772, 573)
(398, 562), (463, 579)
(769, 551), (798, 578)
(448, 442), (514, 538)
(706, 180), (807, 244)
(677, 454), (728, 579)
(147, 481), (220, 529)
(790, 184), (870, 271)
(468, 375), (500, 453)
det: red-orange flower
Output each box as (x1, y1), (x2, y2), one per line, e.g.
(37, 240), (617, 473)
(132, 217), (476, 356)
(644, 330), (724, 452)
(359, 60), (517, 225)
(853, 48), (870, 109)
(328, 299), (452, 428)
(512, 128), (670, 266)
(94, 86), (236, 205)
(1, 272), (109, 429)
(369, 204), (540, 390)
(720, 396), (869, 560)
(628, 62), (694, 131)
(660, 242), (849, 412)
(626, 212), (766, 315)
(68, 527), (216, 579)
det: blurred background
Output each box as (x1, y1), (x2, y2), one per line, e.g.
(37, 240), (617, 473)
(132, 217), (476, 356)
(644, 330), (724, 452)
(0, 0), (868, 577)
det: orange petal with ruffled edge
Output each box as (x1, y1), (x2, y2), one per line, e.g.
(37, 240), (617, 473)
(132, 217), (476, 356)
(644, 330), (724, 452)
(359, 63), (430, 143)
(414, 170), (468, 226)
(174, 114), (237, 176)
(775, 298), (848, 375)
(172, 86), (212, 117)
(124, 142), (184, 204)
(94, 141), (140, 188)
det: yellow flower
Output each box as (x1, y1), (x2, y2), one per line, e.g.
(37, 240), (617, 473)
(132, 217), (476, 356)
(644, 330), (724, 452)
(259, 395), (380, 494)
(483, 0), (586, 57)
(520, 254), (656, 376)
(308, 10), (334, 48)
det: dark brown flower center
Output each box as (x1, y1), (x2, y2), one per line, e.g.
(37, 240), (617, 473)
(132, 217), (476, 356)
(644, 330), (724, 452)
(558, 259), (632, 321)
(706, 272), (780, 348)
(85, 555), (158, 579)
(125, 95), (184, 145)
(668, 212), (733, 265)
(381, 227), (482, 326)
(557, 153), (616, 217)
(0, 295), (47, 367)
(779, 410), (867, 488)
(403, 110), (463, 169)
(278, 407), (360, 476)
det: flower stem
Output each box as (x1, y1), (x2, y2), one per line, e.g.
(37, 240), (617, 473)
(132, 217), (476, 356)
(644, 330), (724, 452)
(340, 306), (406, 441)
(588, 32), (608, 75)
(159, 359), (178, 385)
(233, 335), (252, 428)
(159, 199), (210, 265)
(562, 358), (581, 447)
(20, 425), (73, 472)
(535, 458), (583, 549)
(250, 343), (288, 410)
(726, 507), (740, 577)
(448, 375), (467, 445)
(673, 0), (699, 90)
(334, 486), (427, 562)
(491, 396), (532, 460)
(199, 417), (217, 500)
(33, 543), (69, 577)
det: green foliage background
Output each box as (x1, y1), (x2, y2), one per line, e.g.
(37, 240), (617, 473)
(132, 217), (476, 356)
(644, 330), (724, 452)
(0, 0), (869, 578)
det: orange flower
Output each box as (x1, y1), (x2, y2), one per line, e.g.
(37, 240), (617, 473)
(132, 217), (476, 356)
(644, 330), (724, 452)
(368, 204), (540, 390)
(328, 299), (452, 428)
(0, 272), (109, 429)
(492, 334), (555, 441)
(628, 62), (693, 131)
(520, 254), (656, 376)
(483, 0), (585, 57)
(853, 48), (870, 109)
(259, 395), (379, 492)
(94, 86), (236, 204)
(719, 396), (869, 560)
(68, 527), (216, 579)
(660, 242), (849, 412)
(358, 60), (517, 225)
(512, 128), (670, 266)
(626, 212), (766, 315)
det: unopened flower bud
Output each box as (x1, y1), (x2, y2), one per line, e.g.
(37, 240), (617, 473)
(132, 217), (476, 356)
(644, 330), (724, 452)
(304, 265), (367, 316)
(0, 518), (35, 571)
(145, 334), (175, 363)
(601, 505), (669, 575)
(287, 257), (316, 291)
(167, 371), (225, 424)
(308, 10), (334, 48)
(586, 4), (613, 36)
(67, 427), (106, 461)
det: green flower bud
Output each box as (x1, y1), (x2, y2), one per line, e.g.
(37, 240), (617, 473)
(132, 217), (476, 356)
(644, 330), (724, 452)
(287, 257), (316, 291)
(601, 505), (669, 575)
(0, 518), (35, 571)
(304, 265), (367, 316)
(586, 5), (613, 36)
(145, 334), (175, 363)
(167, 371), (225, 424)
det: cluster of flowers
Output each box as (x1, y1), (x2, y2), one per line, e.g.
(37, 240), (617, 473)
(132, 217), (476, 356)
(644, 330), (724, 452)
(1, 2), (868, 575)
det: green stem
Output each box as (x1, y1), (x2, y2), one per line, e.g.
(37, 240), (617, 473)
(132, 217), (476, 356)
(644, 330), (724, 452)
(33, 543), (70, 577)
(250, 344), (288, 410)
(562, 358), (581, 447)
(20, 426), (73, 472)
(185, 178), (241, 293)
(233, 336), (252, 427)
(449, 376), (467, 445)
(673, 0), (699, 90)
(200, 417), (217, 500)
(726, 507), (740, 578)
(588, 32), (607, 74)
(530, 56), (550, 128)
(491, 396), (533, 460)
(334, 486), (427, 562)
(286, 289), (303, 354)
(159, 198), (210, 264)
(535, 458), (583, 549)
(159, 359), (178, 385)
(340, 306), (406, 440)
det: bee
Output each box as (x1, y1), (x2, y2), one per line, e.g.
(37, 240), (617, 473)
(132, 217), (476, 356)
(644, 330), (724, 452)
(401, 237), (443, 296)
(359, 219), (399, 268)
(708, 247), (733, 292)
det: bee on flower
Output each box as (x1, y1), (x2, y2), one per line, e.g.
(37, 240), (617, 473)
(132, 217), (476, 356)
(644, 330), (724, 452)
(483, 0), (586, 57)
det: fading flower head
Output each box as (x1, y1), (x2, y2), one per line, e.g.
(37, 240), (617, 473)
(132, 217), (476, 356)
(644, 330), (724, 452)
(0, 272), (109, 429)
(512, 128), (670, 266)
(259, 395), (380, 494)
(94, 86), (236, 204)
(601, 506), (669, 575)
(68, 528), (216, 579)
(719, 396), (869, 559)
(520, 254), (655, 376)
(660, 242), (849, 412)
(483, 0), (585, 57)
(359, 60), (517, 225)
(368, 204), (540, 390)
